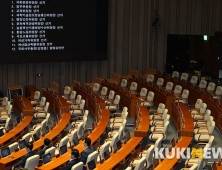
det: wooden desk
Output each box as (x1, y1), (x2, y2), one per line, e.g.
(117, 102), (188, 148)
(216, 164), (222, 170)
(207, 98), (222, 134)
(35, 109), (110, 170)
(155, 136), (193, 170)
(43, 91), (69, 115)
(95, 137), (143, 170)
(72, 86), (106, 118)
(0, 113), (71, 170)
(101, 82), (141, 119)
(154, 74), (210, 105)
(134, 106), (150, 137)
(171, 102), (194, 137)
(0, 116), (32, 149)
(13, 95), (33, 116)
(24, 85), (39, 98)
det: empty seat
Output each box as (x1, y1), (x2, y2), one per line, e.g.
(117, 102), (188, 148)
(173, 85), (182, 97)
(176, 89), (189, 104)
(149, 103), (165, 120)
(67, 91), (77, 105)
(71, 99), (85, 116)
(190, 76), (198, 86)
(136, 88), (147, 101)
(213, 86), (222, 99)
(190, 99), (203, 115)
(62, 86), (71, 99)
(28, 91), (40, 105)
(172, 71), (179, 78)
(165, 82), (173, 91)
(104, 90), (115, 104)
(199, 80), (207, 89)
(70, 95), (82, 109)
(146, 74), (154, 84)
(0, 104), (12, 120)
(156, 78), (164, 88)
(34, 102), (49, 119)
(92, 83), (100, 93)
(140, 91), (154, 107)
(120, 79), (127, 88)
(149, 121), (169, 141)
(105, 95), (120, 112)
(128, 156), (146, 170)
(34, 97), (46, 112)
(129, 82), (137, 93)
(55, 136), (69, 155)
(180, 73), (189, 81)
(0, 97), (8, 110)
(206, 82), (216, 93)
(99, 87), (108, 99)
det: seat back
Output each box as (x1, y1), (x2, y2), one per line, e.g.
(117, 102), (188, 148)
(146, 145), (155, 168)
(215, 86), (222, 96)
(195, 99), (202, 109)
(93, 83), (100, 92)
(45, 147), (56, 158)
(64, 86), (71, 95)
(113, 95), (120, 105)
(190, 76), (198, 85)
(34, 91), (40, 100)
(207, 82), (216, 91)
(5, 117), (10, 129)
(166, 82), (173, 91)
(157, 103), (165, 113)
(117, 126), (124, 139)
(59, 136), (69, 148)
(40, 97), (46, 107)
(199, 80), (207, 89)
(174, 85), (182, 94)
(134, 156), (146, 170)
(122, 107), (128, 113)
(69, 129), (77, 146)
(110, 133), (119, 152)
(77, 122), (84, 139)
(9, 142), (18, 153)
(209, 121), (215, 134)
(70, 91), (76, 100)
(140, 88), (147, 98)
(33, 126), (41, 137)
(130, 82), (137, 91)
(7, 105), (12, 115)
(146, 75), (154, 83)
(45, 113), (51, 126)
(180, 73), (188, 81)
(108, 91), (115, 100)
(40, 119), (47, 134)
(101, 87), (108, 96)
(200, 103), (207, 113)
(2, 97), (8, 106)
(147, 91), (154, 102)
(196, 158), (204, 170)
(181, 90), (189, 102)
(22, 133), (32, 143)
(5, 102), (10, 110)
(208, 136), (214, 147)
(75, 95), (82, 105)
(71, 162), (84, 170)
(44, 102), (49, 112)
(86, 151), (98, 169)
(121, 79), (127, 88)
(24, 155), (40, 170)
(79, 99), (85, 110)
(99, 142), (110, 160)
(172, 71), (179, 78)
(156, 78), (164, 86)
(163, 121), (169, 135)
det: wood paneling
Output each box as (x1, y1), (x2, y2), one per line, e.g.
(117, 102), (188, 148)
(1, 0), (222, 94)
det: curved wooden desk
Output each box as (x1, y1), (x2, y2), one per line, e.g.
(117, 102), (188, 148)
(95, 137), (143, 170)
(134, 106), (150, 137)
(0, 116), (32, 149)
(13, 95), (33, 116)
(0, 113), (71, 170)
(101, 82), (141, 119)
(43, 91), (70, 115)
(35, 109), (109, 170)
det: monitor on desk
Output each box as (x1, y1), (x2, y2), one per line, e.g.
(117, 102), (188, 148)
(8, 122), (14, 131)
(116, 140), (122, 150)
(19, 139), (26, 149)
(1, 147), (10, 158)
(33, 133), (40, 142)
(43, 153), (52, 164)
(16, 117), (20, 125)
(125, 131), (130, 143)
(87, 159), (96, 170)
(0, 128), (4, 137)
(103, 149), (110, 161)
(44, 126), (49, 135)
(73, 136), (79, 146)
(60, 144), (67, 155)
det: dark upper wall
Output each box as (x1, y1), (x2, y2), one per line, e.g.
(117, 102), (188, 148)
(1, 0), (222, 94)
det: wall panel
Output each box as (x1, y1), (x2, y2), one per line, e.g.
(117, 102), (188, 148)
(1, 0), (222, 95)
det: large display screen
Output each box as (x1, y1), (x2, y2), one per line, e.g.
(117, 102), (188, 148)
(0, 0), (108, 63)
